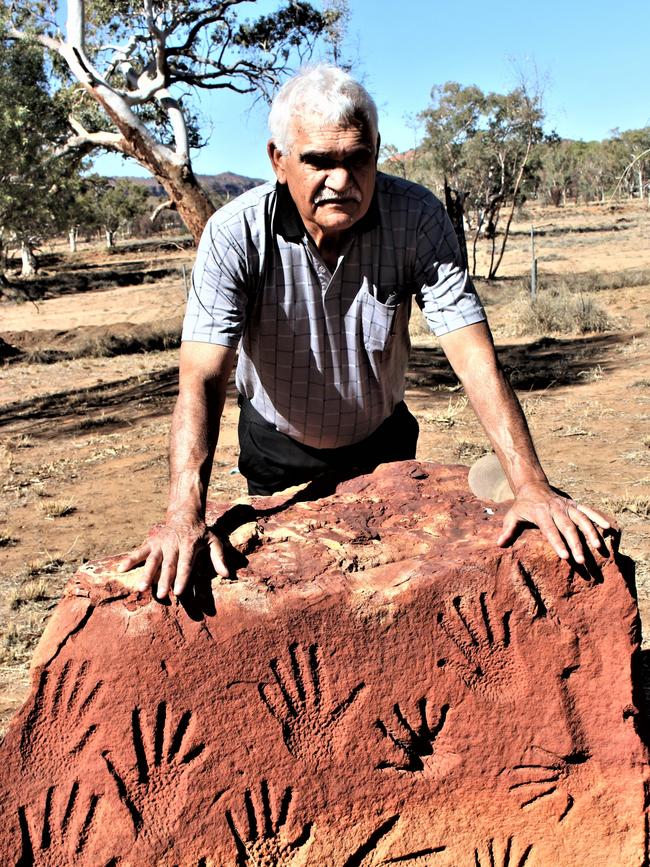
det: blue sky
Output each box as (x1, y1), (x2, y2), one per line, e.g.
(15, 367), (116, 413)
(94, 0), (650, 181)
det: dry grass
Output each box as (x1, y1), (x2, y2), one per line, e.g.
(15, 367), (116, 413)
(427, 396), (469, 427)
(1, 558), (72, 670)
(532, 268), (650, 294)
(489, 266), (650, 337)
(77, 413), (123, 430)
(618, 336), (647, 356)
(38, 499), (76, 518)
(601, 495), (650, 519)
(513, 291), (614, 336)
(1, 613), (51, 667)
(13, 435), (33, 448)
(454, 441), (490, 463)
(9, 578), (53, 610)
(562, 268), (650, 293)
(21, 556), (65, 580)
(576, 365), (605, 383)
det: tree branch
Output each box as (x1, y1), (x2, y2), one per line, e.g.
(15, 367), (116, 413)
(156, 90), (189, 159)
(8, 24), (62, 54)
(60, 116), (126, 155)
(151, 199), (176, 223)
(610, 147), (650, 200)
(144, 0), (168, 83)
(66, 0), (85, 54)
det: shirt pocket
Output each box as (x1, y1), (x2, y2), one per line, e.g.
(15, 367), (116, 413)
(360, 288), (400, 353)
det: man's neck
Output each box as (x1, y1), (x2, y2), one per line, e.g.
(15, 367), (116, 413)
(315, 234), (343, 270)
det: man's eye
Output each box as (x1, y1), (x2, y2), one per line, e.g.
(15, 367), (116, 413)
(308, 156), (336, 170)
(348, 156), (371, 170)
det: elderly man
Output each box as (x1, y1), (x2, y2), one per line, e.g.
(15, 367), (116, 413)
(119, 65), (610, 598)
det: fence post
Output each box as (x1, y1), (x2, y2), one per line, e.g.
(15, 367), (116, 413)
(530, 225), (538, 301)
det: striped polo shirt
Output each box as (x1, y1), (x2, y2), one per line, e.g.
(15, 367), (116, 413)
(182, 172), (486, 449)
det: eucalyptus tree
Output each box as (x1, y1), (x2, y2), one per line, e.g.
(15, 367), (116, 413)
(407, 82), (544, 278)
(613, 127), (650, 201)
(0, 37), (78, 278)
(8, 0), (342, 242)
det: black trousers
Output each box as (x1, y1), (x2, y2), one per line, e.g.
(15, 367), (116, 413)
(237, 396), (419, 496)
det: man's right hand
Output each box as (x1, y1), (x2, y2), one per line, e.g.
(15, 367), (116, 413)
(117, 510), (230, 600)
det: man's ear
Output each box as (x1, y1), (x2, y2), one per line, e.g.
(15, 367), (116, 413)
(267, 140), (287, 184)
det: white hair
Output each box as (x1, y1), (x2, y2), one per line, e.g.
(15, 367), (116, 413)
(268, 64), (379, 154)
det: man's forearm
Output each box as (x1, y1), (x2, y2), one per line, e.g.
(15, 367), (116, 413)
(117, 343), (236, 594)
(439, 323), (547, 493)
(461, 360), (548, 494)
(167, 384), (222, 518)
(166, 342), (236, 519)
(438, 321), (612, 563)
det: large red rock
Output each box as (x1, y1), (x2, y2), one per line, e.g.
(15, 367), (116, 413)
(0, 461), (646, 866)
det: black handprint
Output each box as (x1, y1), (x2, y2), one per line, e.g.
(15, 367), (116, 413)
(225, 781), (313, 866)
(375, 697), (449, 772)
(102, 700), (205, 843)
(17, 781), (102, 866)
(258, 642), (364, 760)
(21, 660), (103, 770)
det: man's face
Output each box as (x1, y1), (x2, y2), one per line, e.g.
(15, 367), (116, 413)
(268, 113), (377, 247)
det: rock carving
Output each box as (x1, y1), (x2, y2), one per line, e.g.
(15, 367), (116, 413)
(473, 836), (534, 867)
(436, 592), (524, 698)
(17, 781), (102, 867)
(258, 642), (365, 760)
(225, 781), (313, 866)
(0, 461), (645, 865)
(20, 660), (103, 769)
(342, 814), (400, 867)
(102, 701), (205, 839)
(375, 698), (449, 772)
(504, 745), (589, 815)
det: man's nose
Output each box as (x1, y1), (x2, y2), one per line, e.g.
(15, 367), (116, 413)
(326, 165), (353, 191)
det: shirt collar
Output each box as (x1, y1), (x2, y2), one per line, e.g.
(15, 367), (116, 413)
(272, 181), (380, 242)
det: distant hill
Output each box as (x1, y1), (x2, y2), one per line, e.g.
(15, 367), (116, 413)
(116, 171), (266, 200)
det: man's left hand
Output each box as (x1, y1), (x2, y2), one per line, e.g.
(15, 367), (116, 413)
(497, 480), (613, 563)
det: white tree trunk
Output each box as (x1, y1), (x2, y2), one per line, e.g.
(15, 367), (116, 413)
(105, 229), (115, 248)
(20, 242), (37, 277)
(69, 227), (78, 252)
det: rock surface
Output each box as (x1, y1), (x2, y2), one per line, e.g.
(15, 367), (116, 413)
(0, 460), (647, 866)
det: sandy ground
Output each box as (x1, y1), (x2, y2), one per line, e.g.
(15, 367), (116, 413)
(1, 202), (649, 735)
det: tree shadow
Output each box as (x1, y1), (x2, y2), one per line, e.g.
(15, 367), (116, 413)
(2, 264), (181, 302)
(407, 332), (628, 392)
(2, 331), (629, 439)
(0, 365), (185, 435)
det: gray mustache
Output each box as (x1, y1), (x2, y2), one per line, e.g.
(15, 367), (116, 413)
(314, 189), (362, 204)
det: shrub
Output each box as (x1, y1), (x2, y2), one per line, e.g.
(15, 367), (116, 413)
(513, 291), (614, 335)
